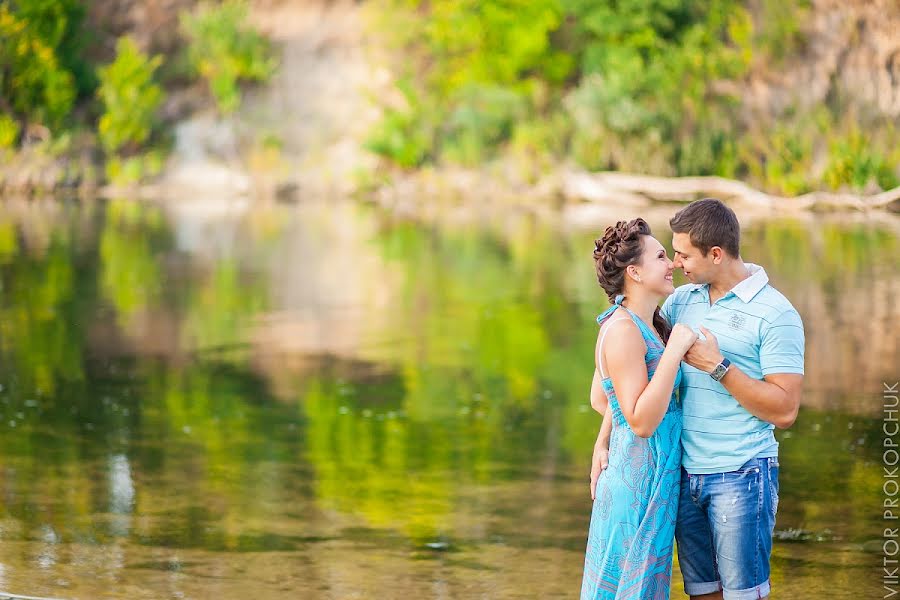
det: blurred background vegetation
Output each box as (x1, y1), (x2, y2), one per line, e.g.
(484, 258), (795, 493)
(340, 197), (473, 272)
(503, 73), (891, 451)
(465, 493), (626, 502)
(0, 0), (275, 185)
(0, 0), (898, 193)
(364, 0), (900, 194)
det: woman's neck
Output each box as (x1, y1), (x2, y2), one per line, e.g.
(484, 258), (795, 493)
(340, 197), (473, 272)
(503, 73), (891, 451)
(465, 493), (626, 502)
(620, 292), (660, 327)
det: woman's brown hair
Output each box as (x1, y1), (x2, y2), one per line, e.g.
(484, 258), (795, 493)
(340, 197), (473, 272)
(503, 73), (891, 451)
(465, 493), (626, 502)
(593, 218), (672, 344)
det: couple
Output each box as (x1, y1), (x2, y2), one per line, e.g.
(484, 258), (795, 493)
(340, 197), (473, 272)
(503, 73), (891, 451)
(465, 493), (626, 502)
(580, 199), (805, 600)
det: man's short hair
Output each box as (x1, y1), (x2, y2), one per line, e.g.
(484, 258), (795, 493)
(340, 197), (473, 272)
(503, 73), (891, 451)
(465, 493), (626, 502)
(669, 198), (740, 257)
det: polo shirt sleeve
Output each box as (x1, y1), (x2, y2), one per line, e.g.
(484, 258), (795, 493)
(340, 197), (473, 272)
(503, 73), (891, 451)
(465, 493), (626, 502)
(760, 308), (805, 375)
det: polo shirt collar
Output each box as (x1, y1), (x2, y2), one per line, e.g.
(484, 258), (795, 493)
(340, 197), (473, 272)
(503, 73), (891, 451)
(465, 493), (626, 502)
(689, 263), (768, 303)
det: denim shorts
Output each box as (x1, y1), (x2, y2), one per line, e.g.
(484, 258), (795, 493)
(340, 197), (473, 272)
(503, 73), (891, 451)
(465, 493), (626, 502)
(675, 457), (779, 600)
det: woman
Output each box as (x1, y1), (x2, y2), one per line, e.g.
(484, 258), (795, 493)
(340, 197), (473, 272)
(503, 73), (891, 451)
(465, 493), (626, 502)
(580, 218), (697, 600)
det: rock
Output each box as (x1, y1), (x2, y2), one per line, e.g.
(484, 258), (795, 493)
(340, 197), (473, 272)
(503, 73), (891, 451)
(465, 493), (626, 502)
(744, 0), (900, 118)
(162, 162), (252, 196)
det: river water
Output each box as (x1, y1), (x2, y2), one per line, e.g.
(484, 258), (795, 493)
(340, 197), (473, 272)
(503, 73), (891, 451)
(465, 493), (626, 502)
(0, 196), (896, 598)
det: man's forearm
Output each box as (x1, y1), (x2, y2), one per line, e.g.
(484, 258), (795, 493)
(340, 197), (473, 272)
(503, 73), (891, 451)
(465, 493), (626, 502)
(719, 366), (796, 428)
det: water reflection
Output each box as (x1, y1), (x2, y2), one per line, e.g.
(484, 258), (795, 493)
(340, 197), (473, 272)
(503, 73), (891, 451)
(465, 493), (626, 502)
(0, 196), (894, 598)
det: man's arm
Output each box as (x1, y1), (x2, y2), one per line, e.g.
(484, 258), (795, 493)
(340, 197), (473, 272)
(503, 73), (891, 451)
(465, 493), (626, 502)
(684, 308), (805, 428)
(716, 367), (802, 428)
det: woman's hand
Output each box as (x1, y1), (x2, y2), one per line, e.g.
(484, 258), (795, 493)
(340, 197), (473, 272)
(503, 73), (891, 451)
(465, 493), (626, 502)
(590, 435), (609, 500)
(668, 323), (699, 356)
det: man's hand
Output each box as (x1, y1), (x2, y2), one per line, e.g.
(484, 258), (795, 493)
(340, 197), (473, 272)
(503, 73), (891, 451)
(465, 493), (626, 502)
(590, 436), (609, 500)
(683, 326), (724, 374)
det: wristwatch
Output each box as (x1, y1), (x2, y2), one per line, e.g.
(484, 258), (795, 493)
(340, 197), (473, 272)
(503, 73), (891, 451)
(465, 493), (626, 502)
(709, 357), (731, 382)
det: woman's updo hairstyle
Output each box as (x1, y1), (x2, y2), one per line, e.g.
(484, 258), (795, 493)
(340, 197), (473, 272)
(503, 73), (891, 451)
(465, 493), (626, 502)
(593, 218), (671, 344)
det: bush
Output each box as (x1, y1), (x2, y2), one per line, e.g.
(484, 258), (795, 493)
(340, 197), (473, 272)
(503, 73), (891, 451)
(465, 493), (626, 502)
(510, 109), (571, 161)
(563, 0), (750, 176)
(181, 0), (276, 114)
(822, 132), (899, 192)
(564, 73), (674, 174)
(751, 0), (809, 66)
(364, 81), (436, 168)
(105, 151), (165, 185)
(739, 116), (816, 196)
(12, 0), (94, 96)
(440, 85), (527, 165)
(0, 5), (76, 132)
(368, 0), (570, 166)
(96, 37), (164, 155)
(0, 114), (20, 150)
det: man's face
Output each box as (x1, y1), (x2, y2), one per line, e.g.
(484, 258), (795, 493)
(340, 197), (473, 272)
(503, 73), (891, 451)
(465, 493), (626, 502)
(671, 232), (716, 284)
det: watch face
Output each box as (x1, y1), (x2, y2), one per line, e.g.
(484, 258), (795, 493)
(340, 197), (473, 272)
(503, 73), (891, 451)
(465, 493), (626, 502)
(711, 365), (726, 381)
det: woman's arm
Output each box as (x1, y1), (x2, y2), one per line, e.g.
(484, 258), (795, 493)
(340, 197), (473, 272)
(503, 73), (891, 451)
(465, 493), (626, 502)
(604, 322), (695, 438)
(590, 368), (608, 414)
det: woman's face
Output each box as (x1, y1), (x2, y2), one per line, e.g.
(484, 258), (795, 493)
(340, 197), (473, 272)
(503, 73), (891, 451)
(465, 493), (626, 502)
(634, 235), (675, 296)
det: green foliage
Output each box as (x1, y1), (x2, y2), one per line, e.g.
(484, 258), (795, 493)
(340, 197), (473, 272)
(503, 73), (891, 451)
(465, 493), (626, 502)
(181, 0), (276, 114)
(365, 82), (436, 168)
(562, 0), (751, 175)
(758, 131), (813, 196)
(0, 114), (21, 150)
(366, 0), (894, 198)
(822, 131), (899, 192)
(11, 0), (94, 96)
(96, 37), (164, 155)
(751, 0), (810, 65)
(411, 0), (571, 94)
(370, 0), (755, 174)
(104, 151), (165, 185)
(0, 0), (280, 183)
(510, 112), (571, 160)
(368, 0), (571, 165)
(0, 5), (76, 131)
(740, 114), (818, 196)
(440, 84), (527, 165)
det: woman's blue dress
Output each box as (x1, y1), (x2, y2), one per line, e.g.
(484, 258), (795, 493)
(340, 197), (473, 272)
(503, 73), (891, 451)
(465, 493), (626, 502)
(581, 297), (683, 600)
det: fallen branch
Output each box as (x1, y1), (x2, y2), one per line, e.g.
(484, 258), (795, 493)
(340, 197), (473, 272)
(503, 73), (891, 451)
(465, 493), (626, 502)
(563, 171), (900, 211)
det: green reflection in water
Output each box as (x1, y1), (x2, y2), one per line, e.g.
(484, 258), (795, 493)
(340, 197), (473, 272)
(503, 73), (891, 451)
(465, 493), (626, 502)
(0, 199), (893, 598)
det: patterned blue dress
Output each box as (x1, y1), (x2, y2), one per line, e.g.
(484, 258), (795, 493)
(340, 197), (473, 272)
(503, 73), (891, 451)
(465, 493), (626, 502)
(581, 296), (683, 600)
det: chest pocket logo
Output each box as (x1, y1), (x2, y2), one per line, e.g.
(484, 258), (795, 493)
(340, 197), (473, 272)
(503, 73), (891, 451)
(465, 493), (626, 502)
(729, 313), (746, 331)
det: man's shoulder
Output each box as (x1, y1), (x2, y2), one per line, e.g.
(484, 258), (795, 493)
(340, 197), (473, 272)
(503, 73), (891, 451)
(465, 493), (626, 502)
(662, 284), (703, 323)
(752, 283), (800, 319)
(666, 284), (702, 306)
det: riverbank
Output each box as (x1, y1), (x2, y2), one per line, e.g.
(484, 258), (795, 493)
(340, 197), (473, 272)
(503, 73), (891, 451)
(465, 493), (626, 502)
(5, 153), (899, 215)
(2, 0), (899, 213)
(361, 165), (900, 214)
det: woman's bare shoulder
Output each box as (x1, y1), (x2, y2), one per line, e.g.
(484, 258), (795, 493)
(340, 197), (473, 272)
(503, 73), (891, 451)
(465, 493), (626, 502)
(597, 308), (638, 336)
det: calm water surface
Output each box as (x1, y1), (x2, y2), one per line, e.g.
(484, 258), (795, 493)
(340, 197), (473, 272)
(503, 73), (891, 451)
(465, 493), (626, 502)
(0, 197), (896, 598)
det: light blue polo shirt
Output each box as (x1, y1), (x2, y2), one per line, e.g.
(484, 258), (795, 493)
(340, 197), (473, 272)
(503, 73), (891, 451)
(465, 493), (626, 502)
(661, 263), (805, 474)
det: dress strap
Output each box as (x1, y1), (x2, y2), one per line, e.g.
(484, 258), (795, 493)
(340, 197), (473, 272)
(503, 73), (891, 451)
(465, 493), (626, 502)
(609, 294), (661, 344)
(595, 294), (627, 324)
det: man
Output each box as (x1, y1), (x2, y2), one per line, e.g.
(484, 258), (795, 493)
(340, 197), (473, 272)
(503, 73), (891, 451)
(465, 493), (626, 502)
(592, 199), (805, 600)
